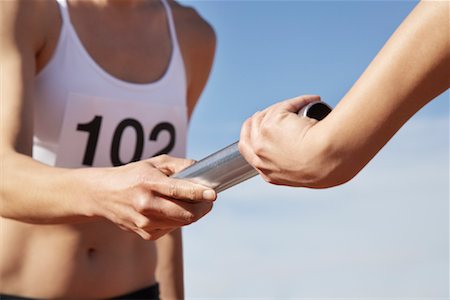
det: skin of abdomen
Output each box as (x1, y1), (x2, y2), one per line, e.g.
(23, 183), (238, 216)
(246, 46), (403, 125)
(0, 218), (157, 298)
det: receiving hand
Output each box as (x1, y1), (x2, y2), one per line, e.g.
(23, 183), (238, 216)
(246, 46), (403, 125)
(83, 155), (216, 240)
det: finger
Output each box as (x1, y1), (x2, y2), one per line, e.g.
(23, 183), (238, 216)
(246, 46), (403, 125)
(135, 228), (151, 240)
(247, 111), (269, 158)
(149, 197), (213, 225)
(238, 113), (268, 168)
(249, 111), (264, 143)
(147, 177), (217, 202)
(136, 227), (170, 241)
(139, 216), (184, 231)
(272, 95), (321, 115)
(134, 194), (213, 224)
(149, 155), (196, 175)
(239, 139), (274, 178)
(115, 204), (178, 240)
(239, 111), (265, 153)
(238, 117), (254, 163)
(102, 202), (136, 231)
(168, 199), (213, 224)
(106, 202), (154, 234)
(147, 228), (172, 241)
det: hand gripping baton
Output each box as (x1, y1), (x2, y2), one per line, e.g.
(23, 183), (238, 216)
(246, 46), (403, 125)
(173, 101), (332, 193)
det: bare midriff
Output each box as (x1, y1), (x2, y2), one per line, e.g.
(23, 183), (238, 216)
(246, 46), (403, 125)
(0, 218), (157, 298)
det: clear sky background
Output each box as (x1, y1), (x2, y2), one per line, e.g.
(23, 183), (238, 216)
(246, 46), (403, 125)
(178, 1), (449, 298)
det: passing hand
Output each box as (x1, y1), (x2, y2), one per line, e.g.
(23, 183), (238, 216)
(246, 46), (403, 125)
(239, 95), (325, 187)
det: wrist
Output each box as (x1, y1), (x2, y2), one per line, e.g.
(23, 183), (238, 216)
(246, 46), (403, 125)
(66, 167), (108, 219)
(299, 122), (351, 188)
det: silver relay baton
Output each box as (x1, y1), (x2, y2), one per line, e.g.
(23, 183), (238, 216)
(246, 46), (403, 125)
(173, 101), (332, 193)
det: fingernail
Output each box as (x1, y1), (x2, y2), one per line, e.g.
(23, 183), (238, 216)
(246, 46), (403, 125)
(203, 189), (216, 201)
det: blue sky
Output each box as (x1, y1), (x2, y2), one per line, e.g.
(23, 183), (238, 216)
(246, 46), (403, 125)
(178, 1), (449, 298)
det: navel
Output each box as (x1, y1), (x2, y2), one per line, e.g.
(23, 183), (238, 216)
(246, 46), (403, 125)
(86, 247), (97, 259)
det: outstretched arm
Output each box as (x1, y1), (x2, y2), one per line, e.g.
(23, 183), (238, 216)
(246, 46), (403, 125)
(239, 1), (449, 188)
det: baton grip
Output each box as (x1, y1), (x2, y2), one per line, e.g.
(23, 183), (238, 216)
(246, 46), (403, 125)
(173, 101), (332, 193)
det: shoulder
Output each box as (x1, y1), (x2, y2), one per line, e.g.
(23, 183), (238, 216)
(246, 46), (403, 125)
(168, 1), (216, 113)
(169, 1), (216, 54)
(1, 0), (59, 53)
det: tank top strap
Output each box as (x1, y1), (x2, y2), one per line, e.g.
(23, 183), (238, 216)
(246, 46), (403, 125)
(161, 0), (182, 56)
(55, 0), (181, 59)
(55, 0), (71, 29)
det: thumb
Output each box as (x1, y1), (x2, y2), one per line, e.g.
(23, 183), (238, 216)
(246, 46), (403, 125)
(275, 95), (321, 114)
(145, 155), (196, 176)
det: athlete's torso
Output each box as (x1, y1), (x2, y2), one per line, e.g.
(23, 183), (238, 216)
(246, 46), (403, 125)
(0, 0), (189, 298)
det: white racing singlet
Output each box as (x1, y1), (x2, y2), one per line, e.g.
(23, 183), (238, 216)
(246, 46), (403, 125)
(33, 0), (188, 168)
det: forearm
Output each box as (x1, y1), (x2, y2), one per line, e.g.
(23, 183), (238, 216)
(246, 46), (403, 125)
(155, 228), (184, 300)
(311, 0), (449, 185)
(0, 150), (96, 223)
(0, 2), (89, 223)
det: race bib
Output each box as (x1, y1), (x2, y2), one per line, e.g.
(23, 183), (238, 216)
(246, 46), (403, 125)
(56, 93), (187, 168)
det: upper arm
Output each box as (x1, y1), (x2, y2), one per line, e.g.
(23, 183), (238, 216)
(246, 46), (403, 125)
(0, 1), (47, 156)
(172, 3), (216, 119)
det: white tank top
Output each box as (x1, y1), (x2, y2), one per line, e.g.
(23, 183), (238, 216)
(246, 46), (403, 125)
(33, 0), (188, 168)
